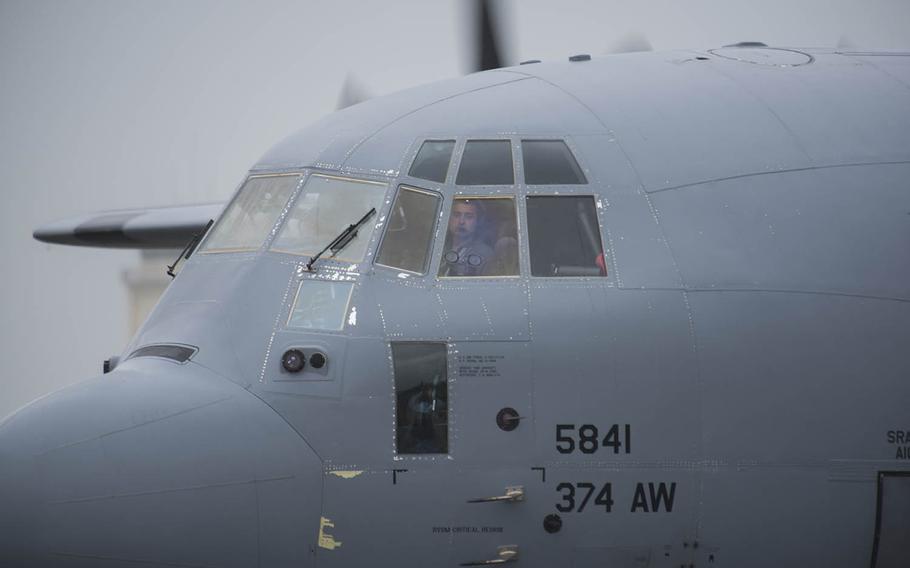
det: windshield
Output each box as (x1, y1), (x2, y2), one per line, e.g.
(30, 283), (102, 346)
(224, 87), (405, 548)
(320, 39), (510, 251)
(201, 174), (300, 253)
(271, 174), (387, 262)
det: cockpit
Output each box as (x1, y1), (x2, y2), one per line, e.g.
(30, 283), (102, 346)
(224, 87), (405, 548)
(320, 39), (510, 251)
(199, 137), (608, 281)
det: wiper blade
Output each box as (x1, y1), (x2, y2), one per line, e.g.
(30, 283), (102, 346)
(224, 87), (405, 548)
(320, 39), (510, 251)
(166, 219), (214, 278)
(306, 207), (376, 272)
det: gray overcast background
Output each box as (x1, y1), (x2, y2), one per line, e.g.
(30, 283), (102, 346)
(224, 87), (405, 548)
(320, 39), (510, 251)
(2, 0), (909, 419)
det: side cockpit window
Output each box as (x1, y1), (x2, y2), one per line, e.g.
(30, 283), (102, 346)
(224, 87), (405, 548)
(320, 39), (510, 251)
(202, 174), (300, 253)
(439, 197), (519, 277)
(527, 196), (606, 277)
(522, 140), (587, 185)
(409, 140), (455, 183)
(271, 174), (386, 262)
(456, 140), (514, 185)
(376, 186), (441, 274)
(393, 342), (448, 454)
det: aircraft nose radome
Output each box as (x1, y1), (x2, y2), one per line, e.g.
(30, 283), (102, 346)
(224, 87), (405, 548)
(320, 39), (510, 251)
(0, 360), (322, 567)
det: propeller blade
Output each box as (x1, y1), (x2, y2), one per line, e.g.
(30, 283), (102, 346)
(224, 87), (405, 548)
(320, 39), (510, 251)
(474, 0), (506, 71)
(608, 33), (653, 54)
(336, 73), (372, 110)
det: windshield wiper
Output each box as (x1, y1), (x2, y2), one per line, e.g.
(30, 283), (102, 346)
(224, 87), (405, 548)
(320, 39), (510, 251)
(166, 219), (214, 278)
(306, 207), (376, 272)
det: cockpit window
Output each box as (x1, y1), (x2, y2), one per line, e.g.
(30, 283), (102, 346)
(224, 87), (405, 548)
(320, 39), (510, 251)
(438, 197), (519, 277)
(375, 186), (441, 274)
(409, 140), (455, 183)
(521, 140), (587, 185)
(202, 174), (300, 253)
(526, 196), (607, 277)
(271, 174), (387, 262)
(455, 140), (514, 185)
(392, 342), (448, 454)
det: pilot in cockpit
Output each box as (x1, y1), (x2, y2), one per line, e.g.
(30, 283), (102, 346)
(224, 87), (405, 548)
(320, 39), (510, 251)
(439, 199), (494, 276)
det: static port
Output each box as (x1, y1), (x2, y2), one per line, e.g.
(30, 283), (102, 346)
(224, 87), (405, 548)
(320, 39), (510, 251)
(309, 352), (327, 369)
(282, 349), (306, 373)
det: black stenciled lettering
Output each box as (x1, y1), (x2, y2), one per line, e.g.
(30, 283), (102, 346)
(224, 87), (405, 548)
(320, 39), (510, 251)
(631, 483), (649, 512)
(631, 482), (676, 512)
(594, 483), (614, 512)
(579, 425), (598, 454)
(556, 424), (575, 454)
(555, 423), (632, 455)
(576, 482), (596, 512)
(556, 482), (575, 512)
(888, 431), (896, 444)
(649, 482), (676, 512)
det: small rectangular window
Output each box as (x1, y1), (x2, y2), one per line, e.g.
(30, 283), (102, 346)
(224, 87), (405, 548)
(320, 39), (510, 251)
(288, 280), (354, 331)
(409, 140), (455, 183)
(376, 186), (441, 274)
(392, 342), (448, 454)
(522, 140), (587, 185)
(456, 140), (514, 185)
(202, 174), (300, 252)
(526, 196), (606, 277)
(439, 197), (519, 277)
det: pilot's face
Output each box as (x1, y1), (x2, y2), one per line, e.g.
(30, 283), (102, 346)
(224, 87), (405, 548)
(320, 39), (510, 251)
(449, 201), (478, 239)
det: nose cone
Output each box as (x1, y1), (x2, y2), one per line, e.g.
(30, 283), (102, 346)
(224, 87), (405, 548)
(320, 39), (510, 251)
(0, 359), (322, 567)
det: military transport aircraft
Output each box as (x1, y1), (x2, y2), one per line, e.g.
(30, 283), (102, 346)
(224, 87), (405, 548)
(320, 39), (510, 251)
(2, 1), (909, 566)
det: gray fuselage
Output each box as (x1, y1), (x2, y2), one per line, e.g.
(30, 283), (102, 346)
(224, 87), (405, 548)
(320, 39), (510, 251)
(2, 46), (909, 567)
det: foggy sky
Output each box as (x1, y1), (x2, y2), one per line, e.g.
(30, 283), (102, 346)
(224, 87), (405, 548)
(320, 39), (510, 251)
(2, 0), (909, 419)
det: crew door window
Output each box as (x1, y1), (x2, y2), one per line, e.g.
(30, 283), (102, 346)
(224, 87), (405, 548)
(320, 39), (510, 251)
(375, 186), (441, 274)
(392, 342), (448, 454)
(438, 197), (519, 277)
(526, 196), (607, 277)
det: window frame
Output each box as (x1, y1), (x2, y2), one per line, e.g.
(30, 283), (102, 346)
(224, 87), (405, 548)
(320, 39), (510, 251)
(374, 184), (443, 276)
(436, 194), (522, 280)
(199, 172), (302, 255)
(523, 193), (610, 280)
(269, 173), (389, 263)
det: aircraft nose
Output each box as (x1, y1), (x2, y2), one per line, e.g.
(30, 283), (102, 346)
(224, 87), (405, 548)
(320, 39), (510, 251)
(0, 360), (322, 567)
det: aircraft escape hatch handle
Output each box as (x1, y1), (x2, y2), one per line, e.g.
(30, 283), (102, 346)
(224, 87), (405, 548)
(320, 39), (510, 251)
(466, 486), (524, 503)
(459, 545), (519, 566)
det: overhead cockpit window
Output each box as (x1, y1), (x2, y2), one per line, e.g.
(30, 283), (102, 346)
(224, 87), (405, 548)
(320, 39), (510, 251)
(375, 186), (441, 274)
(409, 140), (455, 183)
(455, 140), (514, 186)
(202, 174), (300, 253)
(438, 197), (519, 277)
(288, 280), (354, 331)
(526, 196), (607, 277)
(271, 174), (387, 262)
(392, 342), (448, 454)
(522, 140), (587, 185)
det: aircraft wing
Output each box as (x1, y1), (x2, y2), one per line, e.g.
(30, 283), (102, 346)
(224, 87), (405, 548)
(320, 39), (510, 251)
(33, 203), (223, 249)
